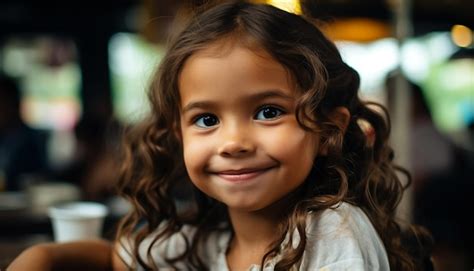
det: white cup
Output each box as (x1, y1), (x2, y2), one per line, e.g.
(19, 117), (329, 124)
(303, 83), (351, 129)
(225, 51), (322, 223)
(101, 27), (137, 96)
(48, 202), (108, 242)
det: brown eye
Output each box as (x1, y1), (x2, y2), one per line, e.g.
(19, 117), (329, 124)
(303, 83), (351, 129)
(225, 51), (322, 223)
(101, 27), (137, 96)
(195, 114), (219, 128)
(255, 106), (284, 120)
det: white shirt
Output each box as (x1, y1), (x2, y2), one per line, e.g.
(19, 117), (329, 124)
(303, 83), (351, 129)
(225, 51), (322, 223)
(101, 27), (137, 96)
(118, 202), (390, 270)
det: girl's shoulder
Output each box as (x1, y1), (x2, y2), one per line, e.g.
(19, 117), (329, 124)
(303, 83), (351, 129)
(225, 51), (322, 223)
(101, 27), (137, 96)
(307, 202), (374, 234)
(116, 222), (230, 270)
(301, 202), (390, 270)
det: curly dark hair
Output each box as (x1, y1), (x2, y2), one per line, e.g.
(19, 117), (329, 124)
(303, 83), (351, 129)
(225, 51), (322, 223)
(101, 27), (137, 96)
(115, 1), (433, 270)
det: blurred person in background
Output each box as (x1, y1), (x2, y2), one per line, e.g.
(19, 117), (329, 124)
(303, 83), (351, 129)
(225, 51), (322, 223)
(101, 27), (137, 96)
(387, 68), (473, 270)
(0, 73), (49, 191)
(409, 81), (454, 193)
(413, 48), (474, 271)
(386, 71), (455, 193)
(53, 93), (123, 201)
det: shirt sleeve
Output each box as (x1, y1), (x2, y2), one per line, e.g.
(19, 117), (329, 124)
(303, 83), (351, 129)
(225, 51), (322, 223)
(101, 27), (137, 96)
(317, 258), (365, 271)
(114, 223), (197, 270)
(300, 203), (390, 271)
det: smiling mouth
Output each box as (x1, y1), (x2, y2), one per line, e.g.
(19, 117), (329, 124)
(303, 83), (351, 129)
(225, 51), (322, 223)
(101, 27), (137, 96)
(213, 167), (275, 182)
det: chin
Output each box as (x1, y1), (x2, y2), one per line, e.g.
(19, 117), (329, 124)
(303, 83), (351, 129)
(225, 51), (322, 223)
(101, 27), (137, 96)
(223, 200), (268, 212)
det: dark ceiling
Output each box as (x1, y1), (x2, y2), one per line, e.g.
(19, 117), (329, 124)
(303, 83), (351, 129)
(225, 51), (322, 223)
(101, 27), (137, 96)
(0, 0), (473, 38)
(0, 0), (137, 36)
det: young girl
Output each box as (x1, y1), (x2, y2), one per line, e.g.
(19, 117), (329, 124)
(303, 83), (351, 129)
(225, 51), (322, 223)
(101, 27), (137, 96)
(9, 1), (433, 270)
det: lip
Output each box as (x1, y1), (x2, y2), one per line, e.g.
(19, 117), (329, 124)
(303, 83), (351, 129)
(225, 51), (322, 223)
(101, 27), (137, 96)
(213, 167), (274, 182)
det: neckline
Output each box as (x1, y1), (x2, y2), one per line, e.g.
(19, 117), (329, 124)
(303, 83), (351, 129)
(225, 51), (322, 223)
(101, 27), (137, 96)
(216, 231), (277, 271)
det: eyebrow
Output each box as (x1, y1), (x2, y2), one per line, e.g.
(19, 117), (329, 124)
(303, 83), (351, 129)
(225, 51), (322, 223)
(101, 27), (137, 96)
(181, 89), (294, 113)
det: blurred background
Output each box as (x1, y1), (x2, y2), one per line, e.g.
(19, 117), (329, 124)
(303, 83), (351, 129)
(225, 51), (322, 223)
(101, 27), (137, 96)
(0, 0), (472, 269)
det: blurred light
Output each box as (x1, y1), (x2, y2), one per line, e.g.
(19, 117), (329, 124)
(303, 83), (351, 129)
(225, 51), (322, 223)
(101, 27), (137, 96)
(337, 38), (398, 94)
(265, 0), (301, 14)
(2, 37), (81, 130)
(451, 25), (472, 47)
(400, 40), (430, 83)
(324, 18), (391, 42)
(426, 32), (457, 62)
(400, 32), (456, 84)
(109, 33), (164, 123)
(423, 58), (474, 132)
(22, 98), (80, 130)
(2, 42), (35, 77)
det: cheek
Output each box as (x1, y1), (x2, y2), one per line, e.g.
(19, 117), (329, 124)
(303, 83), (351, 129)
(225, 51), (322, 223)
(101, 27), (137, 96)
(181, 135), (217, 197)
(260, 125), (318, 162)
(182, 134), (210, 177)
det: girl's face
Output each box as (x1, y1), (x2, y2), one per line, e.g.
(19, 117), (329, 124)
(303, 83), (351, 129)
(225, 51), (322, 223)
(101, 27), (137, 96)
(179, 41), (320, 212)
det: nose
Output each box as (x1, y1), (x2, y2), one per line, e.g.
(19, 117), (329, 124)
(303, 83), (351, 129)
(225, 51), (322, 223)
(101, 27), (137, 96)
(217, 123), (255, 157)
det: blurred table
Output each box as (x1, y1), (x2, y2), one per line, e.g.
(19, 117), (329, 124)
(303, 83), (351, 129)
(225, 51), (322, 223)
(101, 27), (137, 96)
(0, 204), (52, 268)
(0, 192), (123, 268)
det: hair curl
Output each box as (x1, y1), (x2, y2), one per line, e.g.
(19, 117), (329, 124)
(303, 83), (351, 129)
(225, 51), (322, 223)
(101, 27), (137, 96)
(116, 1), (433, 270)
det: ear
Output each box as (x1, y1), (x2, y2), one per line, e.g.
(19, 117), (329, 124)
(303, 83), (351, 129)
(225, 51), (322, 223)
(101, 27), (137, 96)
(318, 106), (351, 156)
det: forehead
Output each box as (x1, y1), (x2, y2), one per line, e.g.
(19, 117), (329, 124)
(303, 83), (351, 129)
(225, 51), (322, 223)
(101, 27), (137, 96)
(186, 37), (275, 67)
(178, 41), (295, 107)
